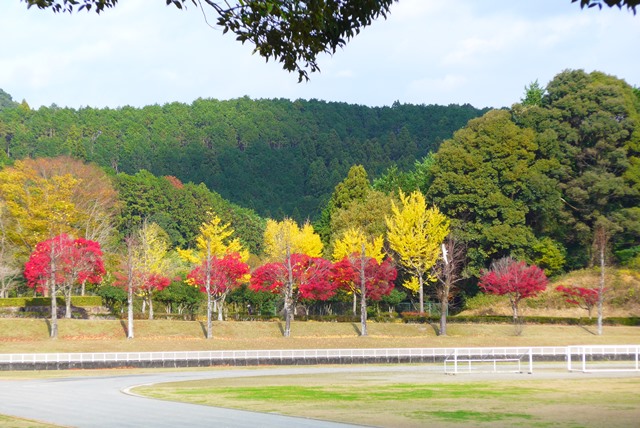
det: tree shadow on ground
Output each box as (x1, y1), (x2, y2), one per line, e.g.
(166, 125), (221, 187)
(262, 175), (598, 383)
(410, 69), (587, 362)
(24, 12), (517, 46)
(351, 323), (361, 336)
(578, 324), (598, 335)
(119, 320), (127, 337)
(429, 322), (441, 336)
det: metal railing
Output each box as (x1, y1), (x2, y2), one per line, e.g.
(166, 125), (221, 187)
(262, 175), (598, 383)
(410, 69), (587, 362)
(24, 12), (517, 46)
(567, 345), (640, 372)
(0, 345), (636, 371)
(0, 346), (564, 365)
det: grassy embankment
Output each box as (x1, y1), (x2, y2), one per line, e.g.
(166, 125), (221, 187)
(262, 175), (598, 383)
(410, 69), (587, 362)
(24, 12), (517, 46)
(0, 318), (638, 353)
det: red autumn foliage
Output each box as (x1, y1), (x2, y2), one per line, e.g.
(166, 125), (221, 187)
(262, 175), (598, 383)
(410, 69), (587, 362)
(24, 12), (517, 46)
(113, 270), (172, 294)
(187, 252), (250, 296)
(479, 257), (547, 320)
(250, 253), (338, 301)
(24, 234), (105, 294)
(331, 256), (397, 301)
(556, 284), (600, 317)
(164, 175), (184, 189)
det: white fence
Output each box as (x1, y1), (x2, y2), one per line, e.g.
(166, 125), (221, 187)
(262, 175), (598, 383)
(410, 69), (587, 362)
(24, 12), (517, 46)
(444, 347), (536, 374)
(0, 346), (637, 371)
(0, 347), (567, 365)
(567, 345), (640, 372)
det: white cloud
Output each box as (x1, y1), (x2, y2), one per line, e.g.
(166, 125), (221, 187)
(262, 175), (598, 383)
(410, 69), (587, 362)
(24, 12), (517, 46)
(0, 0), (638, 109)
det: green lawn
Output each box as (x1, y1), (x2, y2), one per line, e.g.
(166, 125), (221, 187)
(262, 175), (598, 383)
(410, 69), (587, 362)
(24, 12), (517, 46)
(135, 370), (640, 428)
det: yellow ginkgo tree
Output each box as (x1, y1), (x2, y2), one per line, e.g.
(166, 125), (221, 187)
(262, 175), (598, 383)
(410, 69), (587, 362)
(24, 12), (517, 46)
(386, 190), (450, 314)
(179, 214), (248, 339)
(132, 221), (172, 320)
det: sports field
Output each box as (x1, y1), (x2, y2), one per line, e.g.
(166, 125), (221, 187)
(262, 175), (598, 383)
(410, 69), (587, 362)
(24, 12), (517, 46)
(133, 367), (640, 428)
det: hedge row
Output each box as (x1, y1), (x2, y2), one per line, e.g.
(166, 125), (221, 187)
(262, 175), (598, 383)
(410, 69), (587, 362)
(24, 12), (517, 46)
(399, 312), (640, 326)
(0, 296), (103, 308)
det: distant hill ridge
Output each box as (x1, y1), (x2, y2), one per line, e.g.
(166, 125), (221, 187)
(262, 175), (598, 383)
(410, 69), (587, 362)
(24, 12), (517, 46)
(0, 94), (488, 220)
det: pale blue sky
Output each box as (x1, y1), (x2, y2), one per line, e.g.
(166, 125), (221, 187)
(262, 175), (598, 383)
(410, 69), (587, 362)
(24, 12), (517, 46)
(1, 0), (638, 109)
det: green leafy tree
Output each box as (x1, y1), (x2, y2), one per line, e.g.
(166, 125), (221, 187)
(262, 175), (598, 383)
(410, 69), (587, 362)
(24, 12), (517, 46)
(573, 0), (639, 12)
(428, 109), (563, 275)
(517, 70), (640, 269)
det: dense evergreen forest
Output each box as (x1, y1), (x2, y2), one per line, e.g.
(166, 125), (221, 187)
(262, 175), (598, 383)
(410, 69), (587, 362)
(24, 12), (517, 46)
(0, 92), (487, 220)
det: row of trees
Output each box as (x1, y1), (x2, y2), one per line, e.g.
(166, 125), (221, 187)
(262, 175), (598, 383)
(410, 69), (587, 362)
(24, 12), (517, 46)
(21, 214), (399, 339)
(1, 69), (637, 339)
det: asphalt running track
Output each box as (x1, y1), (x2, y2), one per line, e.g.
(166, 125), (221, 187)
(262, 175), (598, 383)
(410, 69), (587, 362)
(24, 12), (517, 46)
(0, 365), (439, 428)
(1, 364), (638, 428)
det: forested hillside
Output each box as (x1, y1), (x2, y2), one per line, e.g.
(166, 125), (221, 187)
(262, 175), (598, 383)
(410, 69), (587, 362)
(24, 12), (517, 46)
(0, 96), (487, 220)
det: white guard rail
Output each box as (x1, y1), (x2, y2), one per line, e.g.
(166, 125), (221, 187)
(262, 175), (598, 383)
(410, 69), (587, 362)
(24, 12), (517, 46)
(0, 346), (569, 366)
(567, 345), (640, 372)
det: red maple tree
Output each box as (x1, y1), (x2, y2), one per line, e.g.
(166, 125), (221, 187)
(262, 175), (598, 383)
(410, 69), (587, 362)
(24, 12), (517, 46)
(113, 270), (172, 320)
(24, 234), (105, 320)
(556, 285), (600, 318)
(187, 252), (250, 320)
(250, 254), (337, 332)
(479, 257), (547, 322)
(331, 255), (396, 336)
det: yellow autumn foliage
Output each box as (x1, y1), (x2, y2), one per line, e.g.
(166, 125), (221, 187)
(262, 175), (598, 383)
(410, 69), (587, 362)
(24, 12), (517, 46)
(179, 214), (248, 264)
(263, 218), (323, 260)
(332, 227), (384, 262)
(386, 190), (450, 279)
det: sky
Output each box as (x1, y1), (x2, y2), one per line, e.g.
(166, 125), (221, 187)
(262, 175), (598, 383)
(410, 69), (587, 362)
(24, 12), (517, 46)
(0, 0), (638, 110)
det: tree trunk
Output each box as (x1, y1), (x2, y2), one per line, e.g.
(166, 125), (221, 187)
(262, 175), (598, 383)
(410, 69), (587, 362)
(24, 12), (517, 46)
(50, 278), (58, 339)
(127, 281), (134, 339)
(217, 298), (224, 321)
(49, 248), (58, 339)
(597, 244), (605, 336)
(439, 283), (449, 336)
(206, 292), (213, 339)
(65, 287), (72, 319)
(418, 274), (424, 314)
(360, 247), (367, 337)
(352, 291), (357, 316)
(284, 291), (292, 337)
(148, 297), (154, 320)
(127, 238), (134, 339)
(205, 244), (213, 339)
